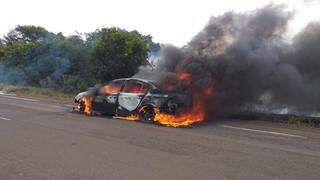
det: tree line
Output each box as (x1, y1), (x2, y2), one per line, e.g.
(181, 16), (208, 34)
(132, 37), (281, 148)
(0, 25), (160, 92)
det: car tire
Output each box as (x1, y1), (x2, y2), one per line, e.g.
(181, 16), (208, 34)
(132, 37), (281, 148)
(167, 99), (178, 115)
(138, 105), (155, 123)
(78, 100), (86, 114)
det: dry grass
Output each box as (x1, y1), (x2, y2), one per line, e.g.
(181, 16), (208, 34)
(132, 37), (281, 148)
(226, 112), (320, 127)
(0, 84), (73, 100)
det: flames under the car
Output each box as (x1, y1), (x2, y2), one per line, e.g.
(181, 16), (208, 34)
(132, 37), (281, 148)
(77, 96), (205, 127)
(74, 70), (216, 127)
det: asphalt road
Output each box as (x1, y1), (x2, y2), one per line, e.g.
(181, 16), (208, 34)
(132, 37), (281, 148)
(0, 94), (320, 180)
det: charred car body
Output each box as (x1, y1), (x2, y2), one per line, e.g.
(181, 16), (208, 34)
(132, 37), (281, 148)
(74, 78), (187, 122)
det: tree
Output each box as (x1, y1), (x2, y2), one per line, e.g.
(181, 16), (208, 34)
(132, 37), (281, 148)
(92, 27), (148, 82)
(0, 40), (4, 59)
(0, 25), (157, 92)
(130, 30), (161, 53)
(4, 25), (49, 44)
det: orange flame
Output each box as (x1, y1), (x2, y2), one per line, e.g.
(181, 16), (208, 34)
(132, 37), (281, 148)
(153, 71), (211, 127)
(102, 85), (121, 94)
(154, 103), (205, 127)
(112, 103), (205, 127)
(113, 114), (139, 121)
(79, 72), (212, 127)
(154, 71), (214, 127)
(163, 72), (192, 91)
(81, 96), (93, 115)
(177, 72), (192, 80)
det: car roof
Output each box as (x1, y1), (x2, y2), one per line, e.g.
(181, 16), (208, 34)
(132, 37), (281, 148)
(113, 78), (156, 85)
(104, 78), (167, 93)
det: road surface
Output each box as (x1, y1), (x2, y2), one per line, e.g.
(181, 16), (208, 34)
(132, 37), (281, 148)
(0, 93), (319, 180)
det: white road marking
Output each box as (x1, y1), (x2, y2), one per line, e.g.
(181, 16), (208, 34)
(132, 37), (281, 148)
(0, 91), (15, 95)
(0, 95), (39, 102)
(221, 125), (307, 139)
(0, 116), (11, 121)
(0, 91), (7, 95)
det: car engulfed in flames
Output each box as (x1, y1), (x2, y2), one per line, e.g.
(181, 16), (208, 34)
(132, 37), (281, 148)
(74, 75), (209, 127)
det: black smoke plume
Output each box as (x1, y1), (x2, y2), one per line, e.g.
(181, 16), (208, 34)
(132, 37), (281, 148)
(136, 4), (320, 116)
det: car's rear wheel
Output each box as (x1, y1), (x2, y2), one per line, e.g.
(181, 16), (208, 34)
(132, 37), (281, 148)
(138, 105), (155, 123)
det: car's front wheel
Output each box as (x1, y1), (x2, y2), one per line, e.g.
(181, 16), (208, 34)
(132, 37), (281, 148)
(78, 99), (86, 114)
(138, 105), (155, 123)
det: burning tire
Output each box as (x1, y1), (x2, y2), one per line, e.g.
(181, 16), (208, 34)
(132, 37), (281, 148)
(75, 96), (93, 115)
(138, 105), (155, 123)
(78, 100), (86, 114)
(73, 78), (205, 127)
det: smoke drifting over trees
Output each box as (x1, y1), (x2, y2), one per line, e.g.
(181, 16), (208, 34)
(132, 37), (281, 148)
(0, 26), (160, 92)
(137, 4), (320, 115)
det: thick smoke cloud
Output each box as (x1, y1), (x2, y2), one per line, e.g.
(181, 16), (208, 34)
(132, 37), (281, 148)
(136, 4), (320, 115)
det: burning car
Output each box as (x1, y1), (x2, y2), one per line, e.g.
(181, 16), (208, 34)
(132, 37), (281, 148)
(73, 78), (201, 126)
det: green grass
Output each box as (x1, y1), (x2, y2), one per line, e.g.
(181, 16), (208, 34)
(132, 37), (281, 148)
(0, 84), (73, 100)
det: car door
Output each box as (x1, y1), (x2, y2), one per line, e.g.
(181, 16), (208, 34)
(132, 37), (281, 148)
(92, 80), (124, 115)
(117, 80), (150, 116)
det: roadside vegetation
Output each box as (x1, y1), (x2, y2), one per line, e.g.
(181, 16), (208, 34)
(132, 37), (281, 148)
(0, 25), (160, 94)
(0, 84), (73, 100)
(227, 113), (320, 127)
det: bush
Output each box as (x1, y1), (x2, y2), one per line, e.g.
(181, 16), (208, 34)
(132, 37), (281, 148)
(0, 25), (158, 93)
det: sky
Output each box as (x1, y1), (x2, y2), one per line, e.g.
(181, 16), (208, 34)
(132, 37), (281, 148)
(1, 0), (320, 46)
